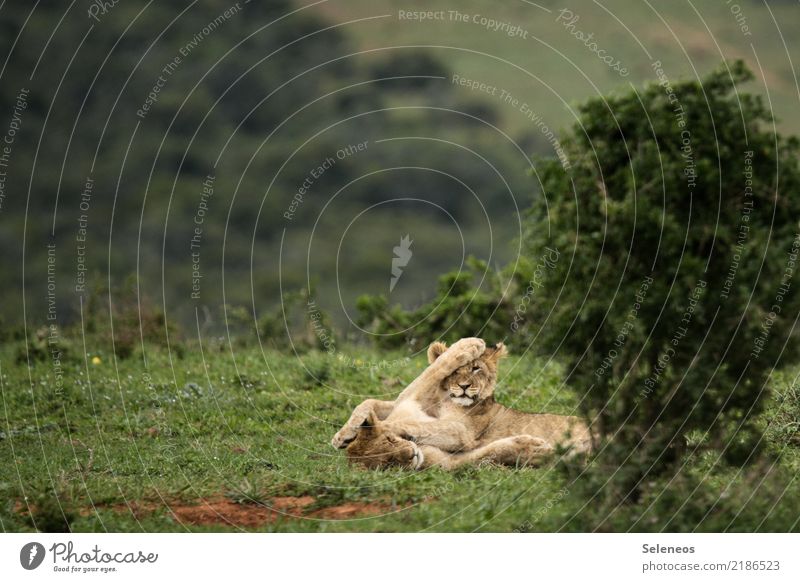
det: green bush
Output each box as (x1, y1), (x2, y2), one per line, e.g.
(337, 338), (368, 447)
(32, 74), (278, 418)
(527, 61), (800, 499)
(258, 288), (337, 354)
(355, 256), (539, 351)
(73, 278), (184, 361)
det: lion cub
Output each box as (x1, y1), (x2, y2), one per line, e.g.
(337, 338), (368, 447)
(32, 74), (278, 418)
(345, 342), (593, 470)
(331, 337), (486, 451)
(437, 343), (592, 454)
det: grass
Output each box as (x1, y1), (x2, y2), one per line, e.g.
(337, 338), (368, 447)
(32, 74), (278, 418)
(1, 335), (798, 532)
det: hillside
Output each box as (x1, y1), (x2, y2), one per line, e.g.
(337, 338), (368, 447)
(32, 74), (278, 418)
(318, 0), (800, 137)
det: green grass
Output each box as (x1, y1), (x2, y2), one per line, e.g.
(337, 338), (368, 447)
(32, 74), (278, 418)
(1, 336), (798, 532)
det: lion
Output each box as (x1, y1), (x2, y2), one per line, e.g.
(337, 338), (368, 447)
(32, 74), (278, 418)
(436, 342), (592, 454)
(343, 341), (593, 470)
(331, 337), (487, 452)
(346, 408), (555, 470)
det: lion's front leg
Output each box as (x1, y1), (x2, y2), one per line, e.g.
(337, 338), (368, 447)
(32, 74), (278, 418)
(415, 445), (457, 469)
(414, 443), (483, 470)
(331, 398), (395, 449)
(424, 337), (486, 383)
(385, 418), (477, 453)
(395, 338), (486, 402)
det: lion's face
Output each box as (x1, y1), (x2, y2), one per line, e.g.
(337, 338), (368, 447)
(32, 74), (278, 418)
(440, 343), (508, 407)
(444, 358), (495, 406)
(345, 415), (423, 469)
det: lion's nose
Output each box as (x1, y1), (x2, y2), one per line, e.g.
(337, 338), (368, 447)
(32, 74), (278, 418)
(459, 383), (471, 389)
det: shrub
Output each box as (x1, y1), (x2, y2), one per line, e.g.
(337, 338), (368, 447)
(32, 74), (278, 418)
(527, 61), (800, 499)
(355, 256), (536, 351)
(258, 287), (337, 353)
(80, 278), (183, 360)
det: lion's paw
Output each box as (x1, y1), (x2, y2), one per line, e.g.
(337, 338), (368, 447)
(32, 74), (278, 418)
(447, 337), (486, 367)
(331, 413), (367, 448)
(331, 426), (358, 449)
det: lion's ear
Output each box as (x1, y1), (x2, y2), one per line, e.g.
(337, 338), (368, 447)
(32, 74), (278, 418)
(483, 343), (509, 369)
(427, 341), (448, 363)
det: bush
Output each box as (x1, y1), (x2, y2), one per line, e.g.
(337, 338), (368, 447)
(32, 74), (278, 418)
(527, 61), (800, 497)
(80, 278), (183, 360)
(14, 326), (76, 367)
(258, 287), (337, 353)
(355, 256), (537, 351)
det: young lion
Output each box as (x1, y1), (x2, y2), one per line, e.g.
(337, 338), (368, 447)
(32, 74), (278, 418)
(437, 343), (592, 454)
(345, 342), (593, 470)
(331, 337), (486, 452)
(346, 409), (554, 470)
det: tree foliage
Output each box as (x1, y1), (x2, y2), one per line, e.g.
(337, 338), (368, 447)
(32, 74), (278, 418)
(527, 61), (800, 495)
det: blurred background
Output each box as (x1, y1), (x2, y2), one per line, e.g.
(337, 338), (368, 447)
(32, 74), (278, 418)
(1, 0), (799, 342)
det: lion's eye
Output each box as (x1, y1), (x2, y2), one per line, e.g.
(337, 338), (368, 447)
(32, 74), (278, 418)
(472, 366), (481, 372)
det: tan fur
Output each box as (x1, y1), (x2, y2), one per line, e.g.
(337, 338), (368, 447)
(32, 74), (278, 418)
(331, 338), (485, 450)
(344, 341), (593, 470)
(344, 410), (425, 469)
(438, 344), (592, 454)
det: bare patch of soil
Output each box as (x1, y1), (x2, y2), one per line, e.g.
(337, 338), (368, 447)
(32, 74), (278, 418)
(309, 501), (391, 520)
(17, 494), (397, 528)
(169, 497), (294, 527)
